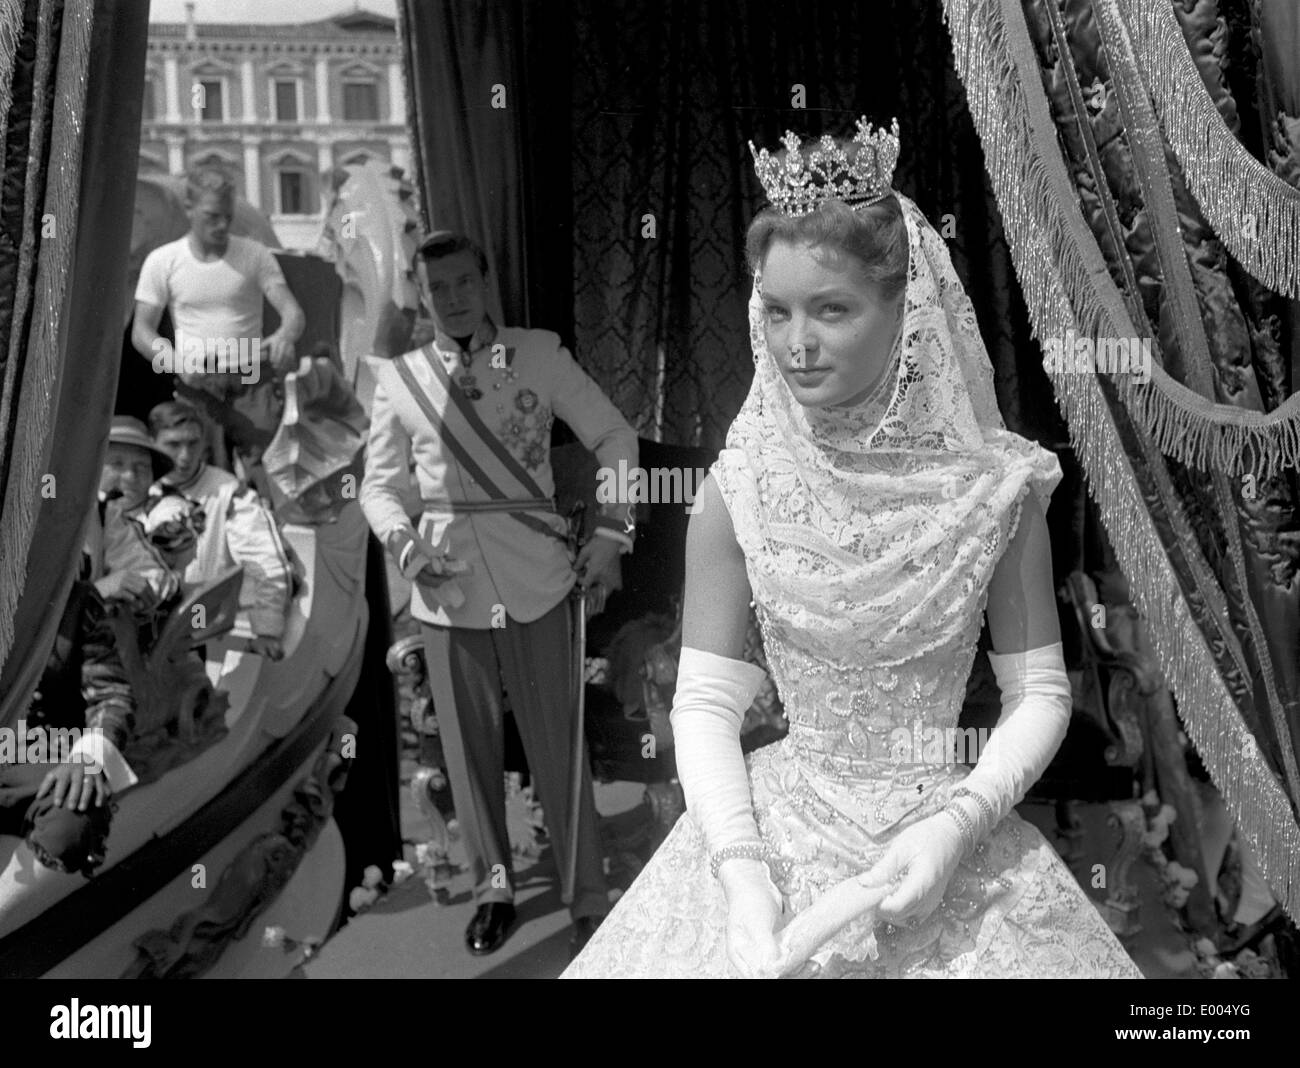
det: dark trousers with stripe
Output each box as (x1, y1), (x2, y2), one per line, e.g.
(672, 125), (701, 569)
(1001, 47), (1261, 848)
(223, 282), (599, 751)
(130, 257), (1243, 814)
(420, 598), (609, 920)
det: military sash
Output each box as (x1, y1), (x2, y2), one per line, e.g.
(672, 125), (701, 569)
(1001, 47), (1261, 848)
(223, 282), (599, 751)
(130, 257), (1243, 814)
(390, 345), (567, 546)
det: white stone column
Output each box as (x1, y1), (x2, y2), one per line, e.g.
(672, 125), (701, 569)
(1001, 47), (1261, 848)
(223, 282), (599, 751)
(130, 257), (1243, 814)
(241, 58), (257, 122)
(243, 137), (262, 210)
(387, 60), (405, 124)
(166, 134), (186, 176)
(164, 55), (182, 122)
(315, 56), (331, 123)
(315, 141), (334, 218)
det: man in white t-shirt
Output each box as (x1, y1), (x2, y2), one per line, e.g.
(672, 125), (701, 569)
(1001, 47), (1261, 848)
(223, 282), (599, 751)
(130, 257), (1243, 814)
(131, 167), (304, 393)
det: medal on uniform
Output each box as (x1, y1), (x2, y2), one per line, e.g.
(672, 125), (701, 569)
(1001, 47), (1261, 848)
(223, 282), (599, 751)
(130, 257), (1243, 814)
(457, 373), (483, 401)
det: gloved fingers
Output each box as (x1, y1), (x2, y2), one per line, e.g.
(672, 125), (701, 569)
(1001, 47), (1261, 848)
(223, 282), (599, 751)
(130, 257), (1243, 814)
(859, 839), (911, 888)
(879, 882), (923, 920)
(879, 861), (948, 926)
(880, 888), (927, 924)
(408, 529), (441, 557)
(726, 896), (784, 979)
(414, 553), (471, 582)
(729, 933), (782, 979)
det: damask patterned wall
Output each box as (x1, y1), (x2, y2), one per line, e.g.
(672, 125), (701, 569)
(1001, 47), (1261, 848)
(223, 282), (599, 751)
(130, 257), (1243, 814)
(568, 0), (1067, 451)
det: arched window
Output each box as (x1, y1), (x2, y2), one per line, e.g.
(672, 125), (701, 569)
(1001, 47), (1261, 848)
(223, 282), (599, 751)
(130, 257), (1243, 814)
(189, 60), (232, 123)
(273, 79), (301, 122)
(266, 61), (305, 123)
(340, 62), (381, 122)
(268, 149), (315, 216)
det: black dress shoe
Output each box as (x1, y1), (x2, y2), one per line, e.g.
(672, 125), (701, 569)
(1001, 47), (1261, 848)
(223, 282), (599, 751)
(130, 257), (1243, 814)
(466, 902), (516, 956)
(569, 914), (604, 958)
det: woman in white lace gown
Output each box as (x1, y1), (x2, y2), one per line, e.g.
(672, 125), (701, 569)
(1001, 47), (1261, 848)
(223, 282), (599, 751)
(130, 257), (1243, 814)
(564, 120), (1143, 979)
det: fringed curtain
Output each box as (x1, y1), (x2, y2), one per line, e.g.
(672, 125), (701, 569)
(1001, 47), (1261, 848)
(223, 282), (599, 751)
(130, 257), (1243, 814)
(0, 0), (148, 724)
(940, 0), (1300, 918)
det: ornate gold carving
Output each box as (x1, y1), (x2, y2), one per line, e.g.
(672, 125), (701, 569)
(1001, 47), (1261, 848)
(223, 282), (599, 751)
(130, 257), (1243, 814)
(122, 717), (356, 979)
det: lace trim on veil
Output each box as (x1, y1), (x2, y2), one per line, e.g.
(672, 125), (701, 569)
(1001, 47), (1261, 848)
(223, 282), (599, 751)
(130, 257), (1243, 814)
(712, 192), (1062, 667)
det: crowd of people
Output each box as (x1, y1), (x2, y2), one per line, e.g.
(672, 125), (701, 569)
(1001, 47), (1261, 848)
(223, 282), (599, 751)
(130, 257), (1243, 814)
(6, 400), (296, 878)
(1, 168), (304, 882)
(3, 162), (642, 969)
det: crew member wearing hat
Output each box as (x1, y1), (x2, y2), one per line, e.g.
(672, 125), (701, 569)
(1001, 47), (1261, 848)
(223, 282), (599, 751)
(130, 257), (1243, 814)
(0, 420), (170, 876)
(89, 416), (205, 624)
(361, 231), (638, 957)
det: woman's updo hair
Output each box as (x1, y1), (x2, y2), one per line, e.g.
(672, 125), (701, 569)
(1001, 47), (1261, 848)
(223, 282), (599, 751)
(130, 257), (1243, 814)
(745, 190), (909, 302)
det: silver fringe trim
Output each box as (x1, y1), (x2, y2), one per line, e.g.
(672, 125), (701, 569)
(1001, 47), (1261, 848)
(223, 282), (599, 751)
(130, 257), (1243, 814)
(941, 0), (1300, 921)
(1121, 366), (1300, 481)
(1116, 0), (1300, 298)
(0, 0), (23, 175)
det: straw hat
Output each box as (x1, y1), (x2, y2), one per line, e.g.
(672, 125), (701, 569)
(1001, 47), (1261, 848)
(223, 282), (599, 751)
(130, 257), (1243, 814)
(107, 415), (174, 477)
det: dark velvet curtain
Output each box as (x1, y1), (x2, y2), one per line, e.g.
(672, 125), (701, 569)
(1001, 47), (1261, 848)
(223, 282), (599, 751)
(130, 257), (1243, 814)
(397, 0), (573, 339)
(569, 0), (1063, 453)
(0, 0), (148, 724)
(398, 1), (1050, 452)
(395, 0), (1093, 624)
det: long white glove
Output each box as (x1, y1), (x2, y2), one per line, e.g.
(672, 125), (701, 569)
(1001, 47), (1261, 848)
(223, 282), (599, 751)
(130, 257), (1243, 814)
(831, 641), (1072, 949)
(671, 645), (783, 978)
(949, 641), (1073, 842)
(670, 646), (768, 857)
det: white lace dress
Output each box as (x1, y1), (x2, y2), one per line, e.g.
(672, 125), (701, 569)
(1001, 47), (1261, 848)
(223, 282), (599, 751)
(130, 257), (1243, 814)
(563, 468), (1143, 980)
(565, 192), (1143, 979)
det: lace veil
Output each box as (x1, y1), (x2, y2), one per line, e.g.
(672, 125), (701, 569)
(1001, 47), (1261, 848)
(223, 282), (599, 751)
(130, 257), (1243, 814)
(713, 192), (1062, 667)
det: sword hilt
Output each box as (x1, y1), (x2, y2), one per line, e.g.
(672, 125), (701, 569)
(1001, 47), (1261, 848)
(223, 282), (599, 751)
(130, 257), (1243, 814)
(565, 500), (587, 557)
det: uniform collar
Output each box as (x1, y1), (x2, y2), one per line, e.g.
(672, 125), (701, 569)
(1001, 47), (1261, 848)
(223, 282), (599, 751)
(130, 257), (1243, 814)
(433, 316), (498, 364)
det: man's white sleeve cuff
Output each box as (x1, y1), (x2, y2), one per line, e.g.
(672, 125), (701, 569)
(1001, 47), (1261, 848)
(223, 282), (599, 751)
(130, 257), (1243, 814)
(70, 732), (139, 793)
(592, 526), (634, 553)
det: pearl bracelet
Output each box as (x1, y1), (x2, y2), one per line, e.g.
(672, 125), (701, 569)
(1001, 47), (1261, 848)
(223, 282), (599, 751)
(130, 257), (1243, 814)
(939, 803), (978, 856)
(710, 841), (770, 879)
(953, 786), (997, 833)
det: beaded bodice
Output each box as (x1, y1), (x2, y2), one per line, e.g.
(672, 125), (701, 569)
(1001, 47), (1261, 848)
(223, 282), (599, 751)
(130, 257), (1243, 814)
(758, 611), (980, 775)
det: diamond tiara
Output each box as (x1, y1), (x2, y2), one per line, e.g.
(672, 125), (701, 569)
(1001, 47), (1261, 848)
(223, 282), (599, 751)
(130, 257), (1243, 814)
(749, 116), (901, 218)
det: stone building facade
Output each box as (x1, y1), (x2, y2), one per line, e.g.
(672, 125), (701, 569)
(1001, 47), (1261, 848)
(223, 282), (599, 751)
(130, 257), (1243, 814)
(141, 6), (409, 249)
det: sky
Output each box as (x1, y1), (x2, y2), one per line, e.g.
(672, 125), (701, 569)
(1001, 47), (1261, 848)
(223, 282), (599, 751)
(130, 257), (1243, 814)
(148, 0), (397, 24)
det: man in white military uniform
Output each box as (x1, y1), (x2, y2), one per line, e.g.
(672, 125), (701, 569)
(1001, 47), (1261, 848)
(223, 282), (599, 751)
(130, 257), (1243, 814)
(361, 231), (638, 957)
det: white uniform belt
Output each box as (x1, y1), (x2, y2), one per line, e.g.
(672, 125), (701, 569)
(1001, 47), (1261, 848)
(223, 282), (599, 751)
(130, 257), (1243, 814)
(421, 497), (555, 514)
